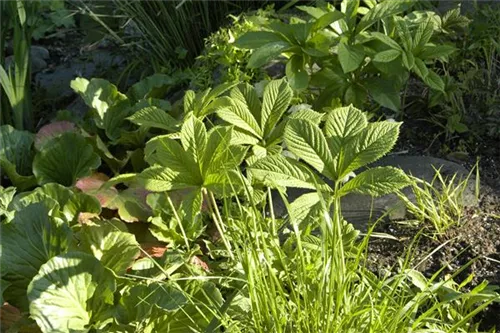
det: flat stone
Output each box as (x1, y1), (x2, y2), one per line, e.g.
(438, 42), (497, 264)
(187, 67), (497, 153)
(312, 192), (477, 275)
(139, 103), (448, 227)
(272, 155), (477, 231)
(30, 45), (50, 60)
(35, 61), (97, 99)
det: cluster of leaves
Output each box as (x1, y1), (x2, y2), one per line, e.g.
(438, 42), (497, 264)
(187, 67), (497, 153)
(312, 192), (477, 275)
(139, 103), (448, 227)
(438, 2), (500, 140)
(190, 8), (275, 90)
(233, 0), (469, 114)
(2, 76), (498, 331)
(32, 0), (76, 40)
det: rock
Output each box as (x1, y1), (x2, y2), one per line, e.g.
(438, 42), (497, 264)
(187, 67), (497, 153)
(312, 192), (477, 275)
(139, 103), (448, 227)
(263, 59), (286, 79)
(30, 45), (50, 60)
(4, 45), (50, 74)
(271, 155), (477, 232)
(31, 56), (48, 73)
(35, 61), (97, 99)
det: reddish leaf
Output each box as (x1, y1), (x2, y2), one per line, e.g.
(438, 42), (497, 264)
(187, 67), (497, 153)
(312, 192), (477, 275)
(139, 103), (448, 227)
(138, 242), (168, 258)
(35, 121), (76, 150)
(0, 302), (22, 331)
(191, 256), (210, 272)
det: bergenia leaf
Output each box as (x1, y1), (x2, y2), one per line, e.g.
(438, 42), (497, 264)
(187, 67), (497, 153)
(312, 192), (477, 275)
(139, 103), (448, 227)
(11, 183), (101, 223)
(1, 203), (71, 310)
(0, 186), (16, 217)
(0, 125), (34, 177)
(27, 252), (116, 333)
(33, 132), (101, 186)
(78, 220), (140, 274)
(34, 121), (76, 150)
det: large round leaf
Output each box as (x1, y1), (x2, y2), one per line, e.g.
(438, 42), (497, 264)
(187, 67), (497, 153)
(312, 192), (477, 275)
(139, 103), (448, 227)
(1, 203), (71, 310)
(78, 220), (140, 275)
(27, 252), (116, 333)
(33, 132), (101, 186)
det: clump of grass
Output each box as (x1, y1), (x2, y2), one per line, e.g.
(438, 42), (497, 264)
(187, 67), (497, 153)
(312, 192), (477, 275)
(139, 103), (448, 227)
(198, 179), (499, 332)
(398, 165), (478, 234)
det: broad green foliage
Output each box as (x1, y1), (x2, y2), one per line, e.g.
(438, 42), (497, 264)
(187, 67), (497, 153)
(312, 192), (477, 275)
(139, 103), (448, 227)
(0, 125), (36, 190)
(139, 115), (248, 235)
(216, 79), (294, 162)
(33, 132), (101, 186)
(27, 252), (116, 333)
(250, 105), (409, 224)
(78, 220), (140, 275)
(0, 186), (16, 217)
(235, 0), (466, 112)
(182, 81), (237, 118)
(1, 203), (71, 310)
(9, 183), (101, 223)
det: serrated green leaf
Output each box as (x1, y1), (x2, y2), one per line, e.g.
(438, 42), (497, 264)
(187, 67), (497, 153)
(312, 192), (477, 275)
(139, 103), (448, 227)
(27, 252), (116, 333)
(33, 132), (101, 186)
(413, 18), (435, 52)
(1, 203), (71, 310)
(261, 79), (293, 136)
(285, 118), (335, 178)
(341, 121), (401, 177)
(181, 115), (207, 166)
(217, 99), (262, 139)
(139, 166), (201, 192)
(201, 126), (232, 176)
(338, 42), (365, 73)
(324, 105), (367, 145)
(247, 41), (291, 69)
(288, 192), (322, 224)
(230, 83), (262, 125)
(79, 220), (140, 274)
(184, 90), (196, 113)
(337, 166), (409, 197)
(395, 19), (413, 51)
(249, 154), (328, 190)
(369, 32), (403, 51)
(289, 109), (324, 125)
(402, 51), (415, 70)
(127, 106), (178, 131)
